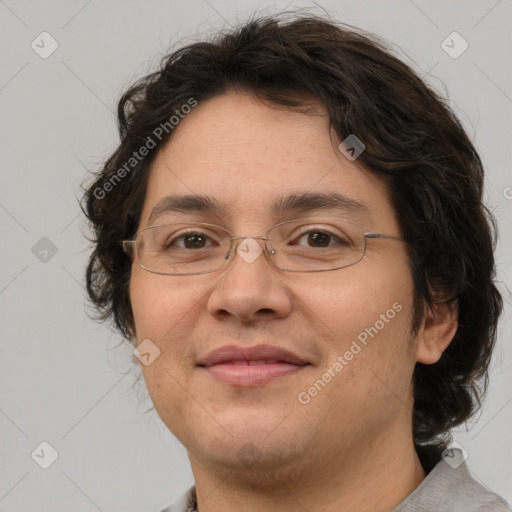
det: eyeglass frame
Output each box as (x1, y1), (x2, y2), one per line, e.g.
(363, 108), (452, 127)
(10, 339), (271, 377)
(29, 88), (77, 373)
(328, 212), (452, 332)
(122, 219), (409, 276)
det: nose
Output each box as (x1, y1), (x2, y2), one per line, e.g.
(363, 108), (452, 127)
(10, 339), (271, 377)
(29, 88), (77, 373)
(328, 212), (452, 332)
(205, 236), (292, 324)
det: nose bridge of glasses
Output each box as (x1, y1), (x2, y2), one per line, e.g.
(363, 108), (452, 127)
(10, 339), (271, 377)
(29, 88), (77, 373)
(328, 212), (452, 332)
(228, 235), (271, 252)
(223, 234), (276, 268)
(229, 235), (269, 241)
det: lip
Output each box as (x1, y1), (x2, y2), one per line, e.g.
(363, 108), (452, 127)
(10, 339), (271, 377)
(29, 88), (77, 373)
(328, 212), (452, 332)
(197, 344), (310, 387)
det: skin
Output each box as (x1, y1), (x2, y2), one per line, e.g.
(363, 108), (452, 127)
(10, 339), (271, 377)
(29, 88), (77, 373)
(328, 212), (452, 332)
(129, 91), (458, 512)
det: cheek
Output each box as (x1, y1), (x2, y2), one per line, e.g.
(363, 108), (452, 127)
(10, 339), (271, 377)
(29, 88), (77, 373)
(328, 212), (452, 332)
(130, 270), (199, 426)
(294, 270), (415, 438)
(130, 268), (199, 341)
(130, 269), (200, 398)
(296, 262), (413, 342)
(293, 256), (417, 407)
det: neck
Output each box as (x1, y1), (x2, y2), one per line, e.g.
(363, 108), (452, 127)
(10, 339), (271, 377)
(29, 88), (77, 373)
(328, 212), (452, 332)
(188, 427), (426, 512)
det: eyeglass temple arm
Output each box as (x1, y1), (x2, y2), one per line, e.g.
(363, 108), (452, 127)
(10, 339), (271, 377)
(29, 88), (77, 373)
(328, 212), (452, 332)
(122, 240), (135, 253)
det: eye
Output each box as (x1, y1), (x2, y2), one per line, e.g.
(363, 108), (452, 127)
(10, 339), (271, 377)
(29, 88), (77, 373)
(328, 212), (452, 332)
(166, 230), (217, 250)
(291, 228), (351, 248)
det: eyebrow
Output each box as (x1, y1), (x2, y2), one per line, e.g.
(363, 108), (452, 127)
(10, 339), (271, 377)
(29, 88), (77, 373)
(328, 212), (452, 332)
(147, 191), (370, 226)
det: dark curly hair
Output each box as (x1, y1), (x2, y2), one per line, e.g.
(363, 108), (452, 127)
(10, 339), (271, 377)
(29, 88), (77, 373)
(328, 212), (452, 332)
(82, 12), (503, 447)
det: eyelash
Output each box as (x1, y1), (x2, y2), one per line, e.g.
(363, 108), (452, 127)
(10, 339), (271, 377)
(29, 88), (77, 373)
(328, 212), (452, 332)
(166, 227), (349, 249)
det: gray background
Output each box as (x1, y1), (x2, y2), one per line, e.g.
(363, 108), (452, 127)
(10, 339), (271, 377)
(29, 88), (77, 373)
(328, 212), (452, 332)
(0, 0), (511, 510)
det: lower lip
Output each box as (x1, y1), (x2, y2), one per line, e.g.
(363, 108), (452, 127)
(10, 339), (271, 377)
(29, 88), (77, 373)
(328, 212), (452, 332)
(200, 363), (307, 387)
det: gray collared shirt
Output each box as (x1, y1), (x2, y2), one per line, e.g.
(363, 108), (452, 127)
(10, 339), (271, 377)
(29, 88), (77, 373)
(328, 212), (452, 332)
(159, 447), (511, 512)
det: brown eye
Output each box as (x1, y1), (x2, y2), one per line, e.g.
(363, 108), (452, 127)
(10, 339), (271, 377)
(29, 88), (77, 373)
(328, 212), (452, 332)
(292, 229), (350, 248)
(166, 232), (215, 250)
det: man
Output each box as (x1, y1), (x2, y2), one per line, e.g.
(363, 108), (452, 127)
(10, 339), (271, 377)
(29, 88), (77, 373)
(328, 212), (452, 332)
(83, 13), (510, 512)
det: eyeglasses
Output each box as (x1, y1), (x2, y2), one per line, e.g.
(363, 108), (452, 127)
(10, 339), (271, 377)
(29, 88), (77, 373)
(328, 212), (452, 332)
(122, 218), (407, 276)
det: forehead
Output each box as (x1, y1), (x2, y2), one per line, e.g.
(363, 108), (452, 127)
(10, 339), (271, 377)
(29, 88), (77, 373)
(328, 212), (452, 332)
(139, 92), (397, 230)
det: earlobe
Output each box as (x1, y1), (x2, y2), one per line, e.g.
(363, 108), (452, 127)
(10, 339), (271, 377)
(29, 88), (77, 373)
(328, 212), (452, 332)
(416, 300), (458, 365)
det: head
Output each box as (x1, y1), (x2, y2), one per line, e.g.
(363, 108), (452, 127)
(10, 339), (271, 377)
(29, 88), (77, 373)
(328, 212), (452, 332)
(83, 13), (502, 474)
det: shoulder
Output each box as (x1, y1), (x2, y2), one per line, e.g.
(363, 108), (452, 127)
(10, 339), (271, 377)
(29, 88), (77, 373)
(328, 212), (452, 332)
(159, 486), (197, 512)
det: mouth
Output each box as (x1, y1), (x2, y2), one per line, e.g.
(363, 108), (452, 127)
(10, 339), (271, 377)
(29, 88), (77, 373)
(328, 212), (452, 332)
(196, 345), (311, 387)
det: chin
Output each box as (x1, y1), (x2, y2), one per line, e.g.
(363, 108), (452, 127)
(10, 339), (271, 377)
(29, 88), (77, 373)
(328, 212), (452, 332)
(190, 417), (309, 466)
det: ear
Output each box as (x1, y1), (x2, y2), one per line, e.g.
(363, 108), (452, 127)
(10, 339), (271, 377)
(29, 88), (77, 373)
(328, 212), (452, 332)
(416, 298), (458, 364)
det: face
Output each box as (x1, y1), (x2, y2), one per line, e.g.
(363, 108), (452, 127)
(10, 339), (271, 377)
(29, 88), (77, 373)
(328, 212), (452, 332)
(129, 91), (419, 480)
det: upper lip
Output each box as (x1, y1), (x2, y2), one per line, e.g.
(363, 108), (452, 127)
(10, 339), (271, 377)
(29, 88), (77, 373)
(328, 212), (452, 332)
(197, 344), (310, 367)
